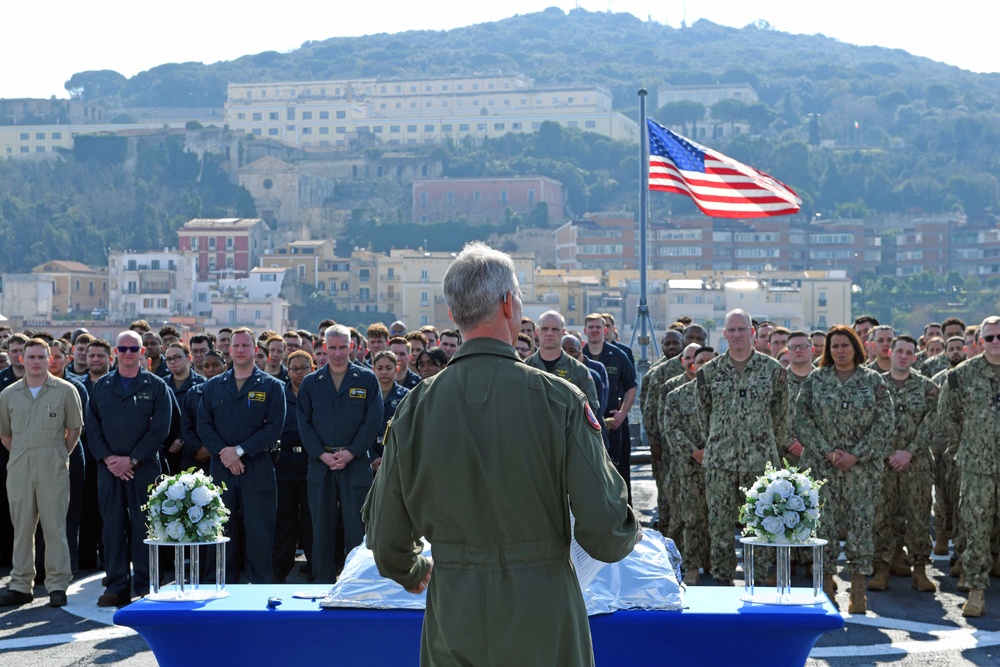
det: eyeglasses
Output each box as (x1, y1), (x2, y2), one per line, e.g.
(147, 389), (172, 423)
(288, 365), (313, 373)
(164, 355), (186, 363)
(983, 335), (1000, 343)
(786, 344), (811, 351)
(117, 346), (141, 354)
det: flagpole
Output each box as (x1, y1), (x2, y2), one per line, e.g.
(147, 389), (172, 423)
(633, 89), (654, 379)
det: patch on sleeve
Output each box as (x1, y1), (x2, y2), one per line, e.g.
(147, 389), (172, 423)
(349, 388), (367, 399)
(585, 402), (602, 431)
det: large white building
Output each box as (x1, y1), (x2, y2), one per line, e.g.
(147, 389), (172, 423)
(225, 73), (638, 147)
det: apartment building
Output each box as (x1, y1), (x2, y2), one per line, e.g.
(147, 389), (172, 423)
(31, 260), (108, 317)
(107, 250), (198, 322)
(224, 73), (639, 147)
(177, 218), (271, 281)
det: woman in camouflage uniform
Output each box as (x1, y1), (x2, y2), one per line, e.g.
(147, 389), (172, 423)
(796, 325), (894, 614)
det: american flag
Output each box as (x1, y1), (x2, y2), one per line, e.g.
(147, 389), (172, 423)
(647, 119), (801, 218)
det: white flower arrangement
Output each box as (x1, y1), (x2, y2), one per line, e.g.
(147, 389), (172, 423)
(740, 462), (824, 545)
(144, 468), (230, 543)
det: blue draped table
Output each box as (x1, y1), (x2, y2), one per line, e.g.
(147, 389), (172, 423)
(115, 585), (842, 666)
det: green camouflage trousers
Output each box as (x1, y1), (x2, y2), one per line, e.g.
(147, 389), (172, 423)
(705, 469), (770, 582)
(958, 471), (1000, 590)
(816, 465), (881, 576)
(652, 459), (670, 538)
(873, 467), (933, 565)
(679, 460), (709, 573)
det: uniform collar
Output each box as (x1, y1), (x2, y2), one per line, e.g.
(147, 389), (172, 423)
(448, 337), (519, 365)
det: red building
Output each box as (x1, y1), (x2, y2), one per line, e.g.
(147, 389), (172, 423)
(176, 218), (271, 281)
(412, 176), (565, 225)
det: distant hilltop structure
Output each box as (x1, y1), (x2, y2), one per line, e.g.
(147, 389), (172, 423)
(224, 72), (638, 148)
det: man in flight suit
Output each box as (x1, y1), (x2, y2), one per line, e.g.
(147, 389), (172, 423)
(198, 327), (285, 584)
(87, 331), (173, 606)
(298, 324), (382, 583)
(364, 242), (638, 667)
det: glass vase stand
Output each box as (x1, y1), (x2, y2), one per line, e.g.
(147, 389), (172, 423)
(739, 536), (828, 605)
(145, 537), (230, 602)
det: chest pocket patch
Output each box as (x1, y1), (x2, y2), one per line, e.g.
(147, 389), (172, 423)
(349, 388), (367, 399)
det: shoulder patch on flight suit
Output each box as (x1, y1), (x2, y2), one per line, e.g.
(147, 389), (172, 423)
(248, 391), (267, 402)
(584, 402), (602, 431)
(349, 388), (367, 399)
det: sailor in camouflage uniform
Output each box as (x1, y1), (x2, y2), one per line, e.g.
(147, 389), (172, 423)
(928, 337), (967, 560)
(662, 346), (716, 585)
(936, 315), (1000, 617)
(868, 335), (939, 593)
(796, 325), (894, 614)
(654, 344), (700, 548)
(697, 310), (788, 585)
(640, 330), (683, 535)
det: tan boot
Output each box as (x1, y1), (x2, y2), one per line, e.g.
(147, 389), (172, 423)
(890, 545), (911, 576)
(867, 561), (890, 591)
(958, 571), (971, 592)
(933, 531), (950, 556)
(822, 573), (837, 602)
(683, 568), (700, 586)
(962, 589), (986, 618)
(911, 564), (936, 592)
(847, 574), (867, 614)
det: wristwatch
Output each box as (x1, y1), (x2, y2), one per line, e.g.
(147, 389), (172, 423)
(129, 457), (138, 467)
(235, 446), (245, 458)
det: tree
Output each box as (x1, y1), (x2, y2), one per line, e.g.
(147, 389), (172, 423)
(64, 70), (126, 100)
(656, 101), (705, 138)
(710, 98), (748, 135)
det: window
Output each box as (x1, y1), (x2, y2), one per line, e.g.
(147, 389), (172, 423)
(226, 237), (234, 250)
(359, 268), (370, 281)
(286, 107), (295, 120)
(459, 123), (469, 131)
(319, 111), (329, 119)
(302, 111), (312, 119)
(319, 127), (329, 134)
(268, 128), (278, 135)
(425, 124), (434, 132)
(390, 126), (400, 133)
(420, 192), (428, 205)
(407, 125), (417, 133)
(336, 110), (346, 119)
(473, 190), (481, 202)
(500, 190), (508, 205)
(818, 292), (828, 307)
(252, 112), (262, 121)
(585, 120), (596, 128)
(421, 291), (429, 305)
(36, 146), (45, 153)
(568, 121), (578, 128)
(477, 123), (487, 131)
(268, 112), (279, 120)
(302, 127), (312, 134)
(446, 192), (454, 205)
(19, 132), (28, 140)
(527, 189), (535, 203)
(209, 237), (217, 250)
(52, 132), (61, 139)
(336, 127), (346, 134)
(36, 132), (45, 140)
(191, 237), (198, 250)
(512, 122), (521, 130)
(442, 124), (452, 131)
(494, 122), (504, 130)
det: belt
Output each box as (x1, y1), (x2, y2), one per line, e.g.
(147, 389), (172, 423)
(323, 446), (345, 454)
(285, 446), (303, 453)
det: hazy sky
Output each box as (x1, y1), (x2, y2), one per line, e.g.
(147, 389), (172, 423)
(3, 0), (995, 99)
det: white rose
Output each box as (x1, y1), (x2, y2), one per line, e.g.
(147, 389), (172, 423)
(152, 524), (168, 541)
(190, 485), (214, 507)
(165, 520), (186, 541)
(149, 504), (160, 517)
(782, 511), (801, 528)
(166, 482), (187, 501)
(757, 492), (774, 506)
(179, 474), (197, 489)
(187, 505), (205, 523)
(808, 490), (820, 506)
(793, 525), (812, 542)
(770, 478), (794, 499)
(161, 499), (180, 515)
(747, 487), (759, 499)
(805, 508), (820, 521)
(761, 515), (785, 535)
(786, 495), (806, 511)
(155, 481), (169, 496)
